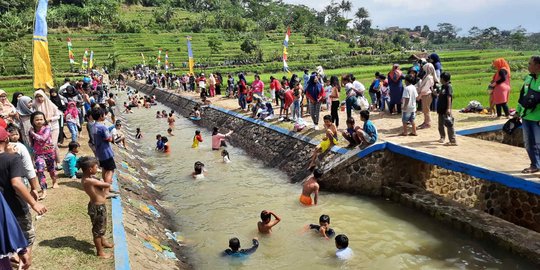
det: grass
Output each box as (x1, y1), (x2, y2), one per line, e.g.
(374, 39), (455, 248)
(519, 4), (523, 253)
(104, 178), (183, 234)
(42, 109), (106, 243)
(32, 133), (114, 270)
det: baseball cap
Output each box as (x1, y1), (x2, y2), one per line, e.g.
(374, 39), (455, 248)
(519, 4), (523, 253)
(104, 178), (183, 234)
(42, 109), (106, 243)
(0, 126), (8, 141)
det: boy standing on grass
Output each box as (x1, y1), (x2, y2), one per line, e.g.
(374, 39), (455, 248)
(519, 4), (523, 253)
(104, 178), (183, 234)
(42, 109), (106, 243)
(400, 75), (418, 136)
(437, 72), (457, 146)
(78, 156), (114, 259)
(91, 108), (117, 198)
(257, 210), (282, 234)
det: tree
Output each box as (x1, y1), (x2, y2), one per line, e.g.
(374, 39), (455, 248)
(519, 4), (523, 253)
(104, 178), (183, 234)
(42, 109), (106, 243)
(436, 22), (460, 42)
(510, 26), (527, 49)
(7, 40), (31, 74)
(240, 38), (258, 54)
(353, 7), (371, 35)
(420, 25), (431, 38)
(208, 37), (223, 55)
(339, 0), (352, 17)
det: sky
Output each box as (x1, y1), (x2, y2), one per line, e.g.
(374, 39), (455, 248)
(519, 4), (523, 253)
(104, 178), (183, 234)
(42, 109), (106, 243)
(282, 0), (540, 34)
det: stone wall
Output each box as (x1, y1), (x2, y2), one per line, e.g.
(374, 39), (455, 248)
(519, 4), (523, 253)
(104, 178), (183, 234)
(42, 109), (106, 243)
(129, 81), (336, 182)
(468, 129), (524, 147)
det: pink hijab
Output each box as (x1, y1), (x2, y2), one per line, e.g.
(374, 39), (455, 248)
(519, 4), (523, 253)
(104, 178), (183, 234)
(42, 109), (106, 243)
(64, 101), (78, 119)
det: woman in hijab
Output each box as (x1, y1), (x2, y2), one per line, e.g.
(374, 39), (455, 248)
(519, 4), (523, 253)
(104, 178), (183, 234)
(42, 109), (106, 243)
(33, 89), (62, 167)
(11, 92), (24, 107)
(16, 96), (34, 146)
(417, 63), (439, 129)
(49, 89), (67, 144)
(387, 64), (404, 114)
(490, 58), (511, 118)
(0, 89), (17, 124)
(306, 72), (325, 129)
(209, 73), (216, 97)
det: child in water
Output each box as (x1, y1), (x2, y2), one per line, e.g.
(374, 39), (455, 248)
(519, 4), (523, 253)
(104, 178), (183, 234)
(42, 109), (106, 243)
(192, 161), (206, 179)
(257, 210), (281, 234)
(167, 113), (175, 129)
(156, 134), (164, 151)
(189, 105), (201, 121)
(222, 237), (259, 257)
(192, 130), (203, 148)
(160, 136), (170, 153)
(335, 234), (353, 260)
(135, 128), (143, 139)
(156, 111), (162, 118)
(222, 149), (231, 163)
(306, 214), (335, 240)
(167, 128), (174, 136)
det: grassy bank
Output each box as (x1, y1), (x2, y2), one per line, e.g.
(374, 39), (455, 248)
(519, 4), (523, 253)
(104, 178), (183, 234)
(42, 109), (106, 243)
(32, 132), (114, 270)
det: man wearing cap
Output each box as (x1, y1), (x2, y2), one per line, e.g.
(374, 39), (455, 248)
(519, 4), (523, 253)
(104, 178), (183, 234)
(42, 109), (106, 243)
(0, 127), (47, 261)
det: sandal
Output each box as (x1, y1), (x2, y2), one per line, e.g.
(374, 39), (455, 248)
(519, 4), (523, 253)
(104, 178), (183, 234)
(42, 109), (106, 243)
(398, 133), (407, 136)
(443, 142), (458, 146)
(408, 133), (418, 136)
(521, 167), (539, 174)
(437, 138), (445, 143)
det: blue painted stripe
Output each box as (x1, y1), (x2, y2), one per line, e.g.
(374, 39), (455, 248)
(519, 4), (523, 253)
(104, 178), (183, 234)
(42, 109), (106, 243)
(385, 142), (540, 196)
(456, 124), (505, 136)
(356, 142), (387, 158)
(111, 174), (131, 270)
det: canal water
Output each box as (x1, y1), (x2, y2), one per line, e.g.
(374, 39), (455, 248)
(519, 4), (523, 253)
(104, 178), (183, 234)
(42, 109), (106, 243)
(118, 93), (534, 269)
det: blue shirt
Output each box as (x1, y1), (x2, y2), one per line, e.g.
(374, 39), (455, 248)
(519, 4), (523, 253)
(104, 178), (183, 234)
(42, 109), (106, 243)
(363, 120), (378, 144)
(222, 239), (259, 258)
(62, 152), (78, 177)
(94, 123), (114, 161)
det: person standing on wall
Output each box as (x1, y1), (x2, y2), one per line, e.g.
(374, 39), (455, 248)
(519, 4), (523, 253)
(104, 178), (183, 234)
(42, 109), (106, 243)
(517, 56), (540, 174)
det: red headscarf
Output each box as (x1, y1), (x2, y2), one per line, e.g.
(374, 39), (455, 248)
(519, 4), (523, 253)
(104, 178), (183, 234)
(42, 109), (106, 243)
(388, 64), (403, 83)
(493, 58), (511, 82)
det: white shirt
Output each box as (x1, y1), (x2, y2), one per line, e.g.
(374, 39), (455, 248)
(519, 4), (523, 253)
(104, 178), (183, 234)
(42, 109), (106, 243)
(353, 81), (366, 96)
(10, 142), (37, 180)
(336, 247), (353, 260)
(402, 85), (418, 113)
(345, 83), (355, 97)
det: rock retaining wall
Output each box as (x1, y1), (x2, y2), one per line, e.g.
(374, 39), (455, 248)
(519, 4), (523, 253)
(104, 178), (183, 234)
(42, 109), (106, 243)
(467, 129), (524, 147)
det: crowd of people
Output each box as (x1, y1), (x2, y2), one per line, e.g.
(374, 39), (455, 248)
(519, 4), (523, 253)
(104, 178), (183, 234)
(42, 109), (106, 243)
(0, 71), (125, 267)
(1, 54), (539, 267)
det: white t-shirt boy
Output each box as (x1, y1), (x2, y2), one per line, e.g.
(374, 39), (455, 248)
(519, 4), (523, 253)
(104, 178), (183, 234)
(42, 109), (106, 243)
(402, 84), (418, 113)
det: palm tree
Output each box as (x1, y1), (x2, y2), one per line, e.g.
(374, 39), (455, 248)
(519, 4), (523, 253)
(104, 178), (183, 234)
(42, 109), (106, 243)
(340, 0), (352, 17)
(355, 7), (369, 21)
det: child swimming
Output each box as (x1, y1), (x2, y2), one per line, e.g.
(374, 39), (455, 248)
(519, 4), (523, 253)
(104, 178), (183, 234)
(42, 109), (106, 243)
(156, 134), (164, 151)
(257, 210), (281, 234)
(307, 214), (335, 240)
(221, 149), (231, 163)
(156, 111), (162, 118)
(135, 128), (143, 139)
(222, 237), (259, 258)
(192, 161), (206, 179)
(167, 128), (174, 136)
(192, 130), (203, 148)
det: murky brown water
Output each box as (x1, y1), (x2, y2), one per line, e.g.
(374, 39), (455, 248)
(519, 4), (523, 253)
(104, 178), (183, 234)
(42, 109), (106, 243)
(119, 92), (535, 270)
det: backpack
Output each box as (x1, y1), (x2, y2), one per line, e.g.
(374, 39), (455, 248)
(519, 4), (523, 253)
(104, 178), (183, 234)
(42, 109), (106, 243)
(518, 79), (540, 111)
(503, 117), (522, 135)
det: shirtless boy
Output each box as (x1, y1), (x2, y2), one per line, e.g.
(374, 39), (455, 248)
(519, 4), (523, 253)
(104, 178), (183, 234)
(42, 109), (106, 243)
(257, 210), (282, 234)
(299, 168), (322, 206)
(167, 113), (175, 129)
(78, 156), (114, 258)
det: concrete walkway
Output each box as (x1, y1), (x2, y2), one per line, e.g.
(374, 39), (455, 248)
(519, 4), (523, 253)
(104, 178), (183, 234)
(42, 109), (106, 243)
(156, 88), (539, 187)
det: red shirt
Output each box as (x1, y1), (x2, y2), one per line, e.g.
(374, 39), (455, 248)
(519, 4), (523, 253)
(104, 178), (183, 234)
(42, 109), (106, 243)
(270, 79), (282, 92)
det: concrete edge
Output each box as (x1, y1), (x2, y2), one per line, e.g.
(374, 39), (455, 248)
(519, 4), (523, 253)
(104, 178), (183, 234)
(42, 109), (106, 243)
(111, 173), (131, 270)
(455, 123), (505, 136)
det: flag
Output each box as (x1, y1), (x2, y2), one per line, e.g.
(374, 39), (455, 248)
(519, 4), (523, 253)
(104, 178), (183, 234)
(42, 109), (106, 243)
(82, 49), (88, 70)
(187, 36), (194, 75)
(282, 27), (291, 73)
(32, 0), (54, 89)
(67, 38), (75, 64)
(89, 50), (94, 69)
(157, 48), (162, 69)
(165, 51), (169, 71)
(141, 53), (146, 66)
